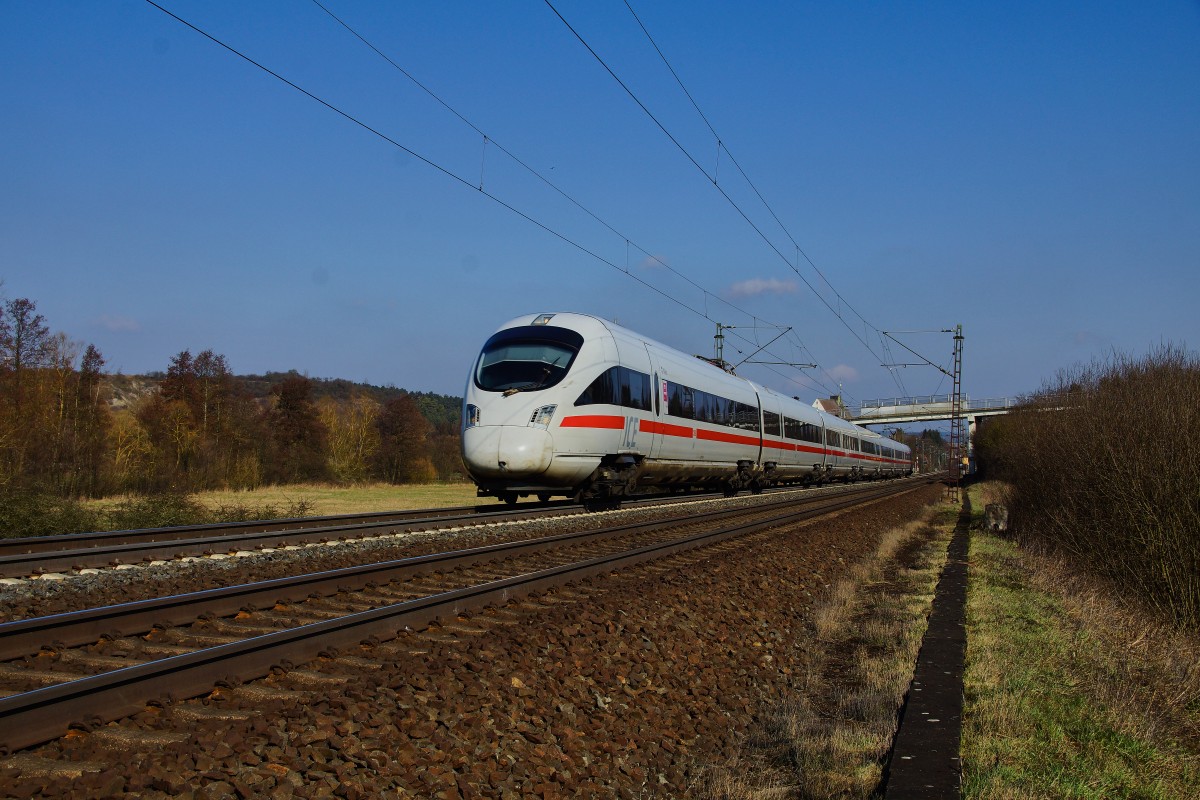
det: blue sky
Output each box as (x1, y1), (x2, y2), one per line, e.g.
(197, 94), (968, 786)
(3, 1), (1198, 411)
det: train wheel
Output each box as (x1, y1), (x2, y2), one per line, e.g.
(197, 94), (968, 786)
(537, 492), (551, 504)
(501, 492), (519, 505)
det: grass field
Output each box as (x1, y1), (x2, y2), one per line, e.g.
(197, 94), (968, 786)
(962, 482), (1200, 799)
(204, 482), (495, 514)
(80, 482), (504, 520)
(185, 482), (503, 516)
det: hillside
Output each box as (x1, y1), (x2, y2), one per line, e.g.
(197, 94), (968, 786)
(103, 371), (462, 429)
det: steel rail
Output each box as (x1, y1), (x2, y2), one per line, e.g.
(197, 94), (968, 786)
(0, 503), (590, 579)
(0, 482), (906, 660)
(0, 490), (736, 563)
(0, 482), (880, 579)
(0, 504), (497, 555)
(0, 479), (926, 754)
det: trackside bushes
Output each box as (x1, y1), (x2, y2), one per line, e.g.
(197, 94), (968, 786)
(0, 488), (314, 537)
(973, 345), (1200, 628)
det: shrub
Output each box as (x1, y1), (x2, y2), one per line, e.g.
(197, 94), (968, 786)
(981, 344), (1200, 628)
(104, 492), (211, 531)
(0, 487), (103, 538)
(0, 489), (316, 538)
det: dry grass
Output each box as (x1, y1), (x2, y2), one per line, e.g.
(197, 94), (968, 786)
(1026, 557), (1200, 748)
(963, 482), (1200, 798)
(701, 499), (959, 799)
(83, 481), (495, 518)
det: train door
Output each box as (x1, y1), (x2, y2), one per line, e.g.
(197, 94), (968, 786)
(818, 420), (832, 474)
(752, 390), (766, 468)
(606, 332), (655, 460)
(644, 346), (692, 462)
(641, 343), (664, 462)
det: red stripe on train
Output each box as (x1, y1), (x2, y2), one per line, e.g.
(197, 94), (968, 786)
(696, 428), (761, 447)
(640, 420), (694, 438)
(559, 415), (626, 430)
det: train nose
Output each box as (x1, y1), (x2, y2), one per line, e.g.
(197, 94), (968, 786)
(462, 426), (554, 479)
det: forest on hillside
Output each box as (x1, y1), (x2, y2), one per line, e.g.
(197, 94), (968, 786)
(0, 295), (464, 501)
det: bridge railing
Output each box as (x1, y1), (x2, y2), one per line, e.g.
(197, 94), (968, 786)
(855, 396), (1027, 416)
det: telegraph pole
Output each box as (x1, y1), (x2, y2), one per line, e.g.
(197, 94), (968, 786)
(946, 324), (965, 502)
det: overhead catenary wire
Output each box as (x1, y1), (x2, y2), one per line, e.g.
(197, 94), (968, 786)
(624, 0), (906, 349)
(545, 1), (886, 360)
(306, 0), (842, 400)
(144, 0), (839, 400)
(563, 0), (945, 396)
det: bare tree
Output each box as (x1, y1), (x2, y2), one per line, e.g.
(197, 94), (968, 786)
(1, 298), (51, 407)
(265, 375), (328, 483)
(373, 393), (434, 483)
(319, 394), (381, 483)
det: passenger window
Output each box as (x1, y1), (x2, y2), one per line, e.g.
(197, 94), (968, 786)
(575, 366), (651, 411)
(667, 382), (695, 419)
(575, 367), (616, 407)
(763, 411), (781, 437)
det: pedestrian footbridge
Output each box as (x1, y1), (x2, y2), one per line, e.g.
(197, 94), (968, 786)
(850, 395), (1022, 427)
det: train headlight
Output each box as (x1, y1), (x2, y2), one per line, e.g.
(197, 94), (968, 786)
(465, 404), (481, 428)
(528, 404), (557, 429)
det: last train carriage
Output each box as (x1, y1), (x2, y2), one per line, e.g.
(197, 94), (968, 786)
(461, 313), (912, 504)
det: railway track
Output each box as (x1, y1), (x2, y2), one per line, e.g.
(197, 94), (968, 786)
(0, 483), (873, 580)
(0, 501), (575, 580)
(0, 479), (928, 754)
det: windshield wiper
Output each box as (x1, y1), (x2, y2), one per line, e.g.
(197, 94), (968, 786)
(503, 384), (538, 396)
(503, 367), (552, 396)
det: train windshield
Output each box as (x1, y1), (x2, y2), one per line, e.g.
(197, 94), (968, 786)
(475, 325), (585, 393)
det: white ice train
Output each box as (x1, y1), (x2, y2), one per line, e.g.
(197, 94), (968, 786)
(461, 313), (912, 504)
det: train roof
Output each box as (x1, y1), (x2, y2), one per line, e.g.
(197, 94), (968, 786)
(492, 312), (745, 382)
(492, 311), (724, 356)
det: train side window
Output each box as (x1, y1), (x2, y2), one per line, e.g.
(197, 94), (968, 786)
(575, 367), (616, 407)
(734, 402), (760, 432)
(682, 386), (694, 418)
(693, 391), (710, 424)
(763, 411), (781, 437)
(623, 368), (651, 411)
(714, 395), (729, 425)
(667, 382), (695, 419)
(825, 429), (841, 448)
(786, 417), (820, 443)
(575, 366), (651, 411)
